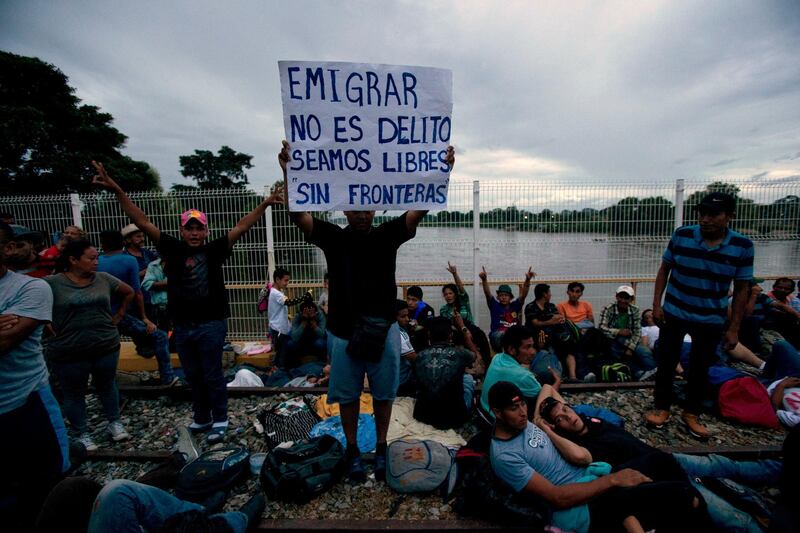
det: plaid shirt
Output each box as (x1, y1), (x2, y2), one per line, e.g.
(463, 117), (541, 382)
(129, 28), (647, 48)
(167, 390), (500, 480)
(599, 302), (641, 351)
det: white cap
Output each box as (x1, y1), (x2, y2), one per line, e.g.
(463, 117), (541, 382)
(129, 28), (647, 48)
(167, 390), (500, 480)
(616, 285), (635, 297)
(121, 223), (141, 238)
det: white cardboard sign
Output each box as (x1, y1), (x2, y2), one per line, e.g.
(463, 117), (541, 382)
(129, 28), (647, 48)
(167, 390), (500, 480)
(278, 61), (453, 211)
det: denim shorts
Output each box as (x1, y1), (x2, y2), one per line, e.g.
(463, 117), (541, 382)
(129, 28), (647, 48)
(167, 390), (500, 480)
(326, 323), (400, 404)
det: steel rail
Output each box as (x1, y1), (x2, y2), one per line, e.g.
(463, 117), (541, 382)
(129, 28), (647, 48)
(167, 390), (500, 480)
(117, 380), (656, 399)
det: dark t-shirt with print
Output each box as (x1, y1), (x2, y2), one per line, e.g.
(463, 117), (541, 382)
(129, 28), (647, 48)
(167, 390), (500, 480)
(307, 214), (413, 339)
(413, 343), (474, 429)
(157, 233), (232, 325)
(488, 298), (523, 333)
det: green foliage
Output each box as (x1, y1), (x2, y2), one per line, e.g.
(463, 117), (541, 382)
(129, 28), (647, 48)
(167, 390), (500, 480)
(0, 50), (160, 193)
(177, 145), (253, 190)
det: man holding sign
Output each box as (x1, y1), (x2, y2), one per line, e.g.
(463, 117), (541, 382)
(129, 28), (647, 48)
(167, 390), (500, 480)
(276, 59), (455, 483)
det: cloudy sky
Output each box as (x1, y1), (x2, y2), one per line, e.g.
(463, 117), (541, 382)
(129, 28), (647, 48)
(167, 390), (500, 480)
(2, 0), (799, 193)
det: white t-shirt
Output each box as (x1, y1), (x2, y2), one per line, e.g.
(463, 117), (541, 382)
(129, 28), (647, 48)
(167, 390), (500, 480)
(268, 287), (290, 335)
(641, 325), (660, 349)
(767, 379), (800, 427)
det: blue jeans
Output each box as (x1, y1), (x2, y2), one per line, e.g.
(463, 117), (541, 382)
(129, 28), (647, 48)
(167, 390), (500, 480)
(50, 349), (120, 435)
(530, 349), (563, 384)
(174, 320), (227, 424)
(118, 314), (175, 384)
(270, 328), (290, 368)
(674, 453), (782, 533)
(764, 339), (800, 381)
(463, 373), (475, 409)
(608, 338), (657, 379)
(87, 479), (246, 533)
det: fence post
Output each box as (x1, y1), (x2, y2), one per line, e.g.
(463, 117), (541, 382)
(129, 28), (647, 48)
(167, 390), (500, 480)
(674, 178), (685, 229)
(70, 193), (83, 229)
(265, 203), (276, 283)
(472, 180), (481, 329)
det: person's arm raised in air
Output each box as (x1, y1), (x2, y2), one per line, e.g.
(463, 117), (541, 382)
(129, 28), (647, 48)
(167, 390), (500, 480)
(403, 146), (455, 233)
(518, 267), (535, 303)
(278, 141), (314, 236)
(479, 266), (493, 305)
(446, 261), (466, 294)
(226, 186), (284, 249)
(91, 161), (162, 244)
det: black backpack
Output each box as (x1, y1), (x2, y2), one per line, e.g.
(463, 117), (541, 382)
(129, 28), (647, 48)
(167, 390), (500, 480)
(260, 435), (346, 503)
(453, 453), (550, 528)
(175, 447), (250, 502)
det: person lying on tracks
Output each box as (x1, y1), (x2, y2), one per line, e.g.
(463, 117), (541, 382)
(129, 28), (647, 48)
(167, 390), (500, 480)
(537, 383), (782, 532)
(488, 381), (704, 533)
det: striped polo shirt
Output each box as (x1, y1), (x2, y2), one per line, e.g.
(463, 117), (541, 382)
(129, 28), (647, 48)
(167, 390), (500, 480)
(662, 225), (754, 325)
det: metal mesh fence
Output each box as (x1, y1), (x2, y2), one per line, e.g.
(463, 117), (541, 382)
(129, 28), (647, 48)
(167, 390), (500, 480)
(2, 177), (797, 337)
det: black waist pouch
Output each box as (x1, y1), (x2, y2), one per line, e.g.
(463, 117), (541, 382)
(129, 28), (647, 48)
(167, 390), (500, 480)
(347, 316), (391, 362)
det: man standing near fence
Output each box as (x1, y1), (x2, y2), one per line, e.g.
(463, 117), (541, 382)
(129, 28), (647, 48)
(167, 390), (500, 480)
(90, 161), (283, 444)
(278, 140), (454, 483)
(645, 192), (753, 440)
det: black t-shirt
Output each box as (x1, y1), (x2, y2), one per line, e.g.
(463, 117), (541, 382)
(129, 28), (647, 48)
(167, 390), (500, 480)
(413, 343), (474, 429)
(156, 233), (232, 325)
(570, 415), (658, 466)
(524, 300), (558, 328)
(308, 214), (413, 338)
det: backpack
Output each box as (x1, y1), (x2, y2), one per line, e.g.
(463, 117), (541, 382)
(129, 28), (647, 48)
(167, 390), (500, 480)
(386, 439), (458, 496)
(453, 452), (550, 528)
(256, 281), (272, 314)
(259, 434), (346, 503)
(175, 447), (250, 502)
(601, 362), (631, 382)
(718, 376), (780, 429)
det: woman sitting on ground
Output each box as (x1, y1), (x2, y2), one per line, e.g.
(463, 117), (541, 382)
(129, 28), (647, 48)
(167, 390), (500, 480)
(440, 261), (493, 368)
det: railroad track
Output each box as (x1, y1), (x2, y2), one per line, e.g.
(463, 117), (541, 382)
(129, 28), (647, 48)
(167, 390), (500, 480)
(116, 380), (656, 398)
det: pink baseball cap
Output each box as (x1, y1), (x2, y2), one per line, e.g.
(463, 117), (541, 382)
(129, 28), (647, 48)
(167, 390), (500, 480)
(180, 209), (208, 227)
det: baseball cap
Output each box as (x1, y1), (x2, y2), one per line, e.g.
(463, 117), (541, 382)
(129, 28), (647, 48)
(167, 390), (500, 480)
(497, 284), (514, 297)
(10, 224), (44, 245)
(616, 285), (635, 297)
(121, 223), (141, 238)
(180, 209), (208, 227)
(539, 396), (562, 423)
(696, 192), (735, 214)
(488, 381), (524, 411)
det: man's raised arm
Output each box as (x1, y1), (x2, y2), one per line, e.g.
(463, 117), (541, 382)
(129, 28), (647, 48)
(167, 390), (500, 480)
(404, 146), (455, 233)
(91, 161), (161, 244)
(278, 141), (314, 237)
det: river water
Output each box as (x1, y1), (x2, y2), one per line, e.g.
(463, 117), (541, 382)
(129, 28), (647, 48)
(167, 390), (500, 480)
(390, 227), (799, 329)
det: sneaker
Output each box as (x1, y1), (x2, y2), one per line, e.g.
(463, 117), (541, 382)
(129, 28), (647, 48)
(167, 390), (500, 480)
(644, 409), (671, 428)
(206, 423), (228, 444)
(374, 453), (387, 482)
(108, 421), (130, 442)
(162, 375), (180, 387)
(188, 421), (213, 434)
(638, 369), (658, 382)
(76, 433), (98, 452)
(347, 455), (367, 484)
(583, 372), (597, 383)
(681, 412), (711, 440)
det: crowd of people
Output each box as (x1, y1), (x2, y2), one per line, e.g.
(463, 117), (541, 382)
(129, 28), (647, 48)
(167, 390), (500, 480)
(1, 147), (799, 532)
